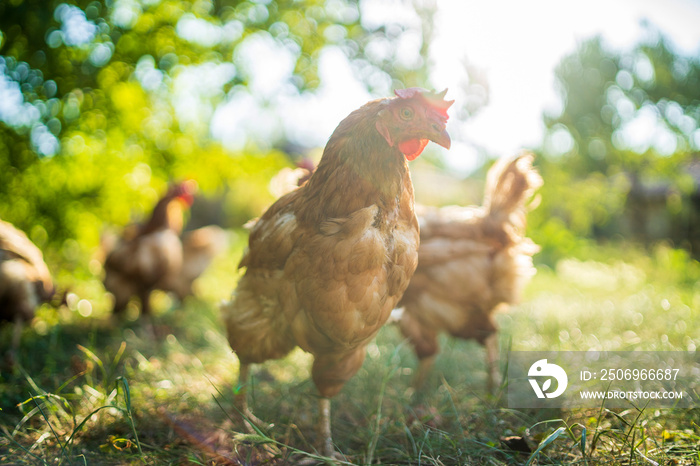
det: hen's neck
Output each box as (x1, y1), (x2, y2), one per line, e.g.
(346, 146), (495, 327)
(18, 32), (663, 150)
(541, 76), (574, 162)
(297, 103), (412, 228)
(140, 198), (183, 235)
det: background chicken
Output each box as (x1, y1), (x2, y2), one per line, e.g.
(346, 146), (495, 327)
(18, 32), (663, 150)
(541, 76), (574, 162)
(267, 157), (316, 199)
(157, 225), (229, 300)
(102, 181), (196, 316)
(396, 153), (542, 392)
(0, 219), (55, 361)
(223, 88), (453, 456)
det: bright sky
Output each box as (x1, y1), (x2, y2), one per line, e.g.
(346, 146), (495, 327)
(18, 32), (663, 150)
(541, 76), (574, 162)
(212, 0), (700, 175)
(429, 0), (700, 174)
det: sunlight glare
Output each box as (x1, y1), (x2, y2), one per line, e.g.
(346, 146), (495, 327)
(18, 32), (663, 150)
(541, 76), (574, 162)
(429, 0), (700, 169)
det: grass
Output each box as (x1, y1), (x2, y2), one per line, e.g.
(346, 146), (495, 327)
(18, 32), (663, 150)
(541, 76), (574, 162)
(1, 238), (700, 464)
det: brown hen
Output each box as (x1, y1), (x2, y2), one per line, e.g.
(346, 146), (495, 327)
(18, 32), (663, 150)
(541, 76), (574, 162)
(397, 153), (542, 392)
(102, 181), (195, 316)
(222, 88), (453, 456)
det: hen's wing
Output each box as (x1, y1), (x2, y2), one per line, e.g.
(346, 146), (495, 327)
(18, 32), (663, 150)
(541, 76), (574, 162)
(157, 225), (228, 299)
(225, 183), (416, 368)
(238, 189), (303, 272)
(223, 189), (305, 363)
(284, 203), (400, 352)
(105, 230), (183, 286)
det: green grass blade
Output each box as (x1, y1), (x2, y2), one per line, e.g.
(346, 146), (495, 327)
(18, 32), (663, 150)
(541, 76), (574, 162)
(114, 376), (143, 458)
(1, 425), (50, 465)
(29, 393), (72, 466)
(111, 341), (127, 370)
(526, 426), (566, 466)
(64, 405), (125, 450)
(76, 344), (107, 381)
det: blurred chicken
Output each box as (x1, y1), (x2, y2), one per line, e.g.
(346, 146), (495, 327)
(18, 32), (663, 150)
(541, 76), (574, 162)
(396, 153), (542, 392)
(0, 219), (54, 360)
(102, 181), (196, 316)
(157, 225), (229, 300)
(223, 88), (453, 456)
(267, 157), (316, 198)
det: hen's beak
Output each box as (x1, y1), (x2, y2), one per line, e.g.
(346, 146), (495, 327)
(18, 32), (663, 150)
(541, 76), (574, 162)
(429, 124), (451, 149)
(424, 90), (453, 149)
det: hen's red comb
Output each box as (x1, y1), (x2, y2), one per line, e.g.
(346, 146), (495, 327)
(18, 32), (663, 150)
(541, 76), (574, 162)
(394, 88), (454, 119)
(170, 180), (197, 206)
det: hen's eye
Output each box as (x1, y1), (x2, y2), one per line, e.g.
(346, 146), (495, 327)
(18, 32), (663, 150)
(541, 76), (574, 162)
(399, 107), (414, 120)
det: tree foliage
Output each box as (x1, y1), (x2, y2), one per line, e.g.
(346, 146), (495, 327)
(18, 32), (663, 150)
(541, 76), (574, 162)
(533, 30), (700, 259)
(0, 0), (438, 273)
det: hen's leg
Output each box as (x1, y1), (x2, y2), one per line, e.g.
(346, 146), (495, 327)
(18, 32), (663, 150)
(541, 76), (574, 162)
(414, 355), (437, 390)
(11, 315), (23, 352)
(139, 289), (164, 338)
(235, 363), (268, 432)
(318, 397), (333, 457)
(484, 333), (500, 394)
(6, 316), (24, 366)
(312, 348), (366, 457)
(111, 287), (130, 315)
(398, 311), (439, 390)
(140, 289), (152, 316)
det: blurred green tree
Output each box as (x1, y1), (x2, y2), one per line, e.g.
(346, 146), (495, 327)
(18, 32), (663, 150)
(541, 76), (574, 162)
(0, 0), (441, 275)
(533, 30), (700, 261)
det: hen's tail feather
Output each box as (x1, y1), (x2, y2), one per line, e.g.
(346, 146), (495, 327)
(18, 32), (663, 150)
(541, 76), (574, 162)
(483, 152), (542, 236)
